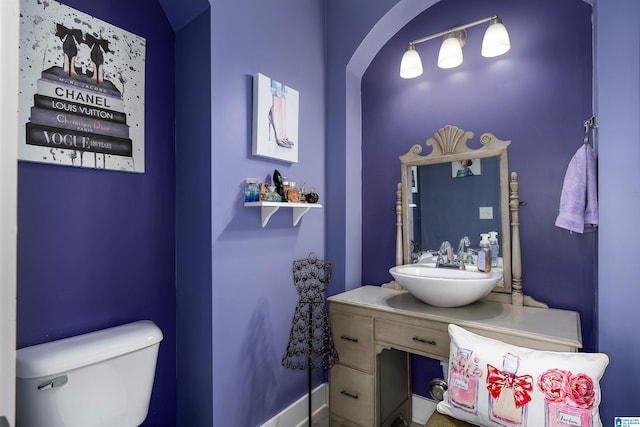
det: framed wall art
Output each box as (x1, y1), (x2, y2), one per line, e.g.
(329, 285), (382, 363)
(19, 0), (146, 172)
(252, 73), (299, 163)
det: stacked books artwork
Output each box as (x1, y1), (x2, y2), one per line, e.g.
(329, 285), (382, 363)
(25, 24), (132, 164)
(19, 0), (146, 172)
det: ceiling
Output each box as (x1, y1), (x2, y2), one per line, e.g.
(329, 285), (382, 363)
(157, 0), (209, 31)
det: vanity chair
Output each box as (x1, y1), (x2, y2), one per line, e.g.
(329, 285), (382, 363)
(327, 126), (590, 427)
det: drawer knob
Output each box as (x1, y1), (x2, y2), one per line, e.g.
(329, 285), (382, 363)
(340, 390), (359, 400)
(412, 336), (436, 345)
(340, 335), (359, 343)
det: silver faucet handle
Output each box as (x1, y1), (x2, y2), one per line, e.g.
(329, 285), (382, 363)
(456, 248), (467, 270)
(457, 236), (471, 253)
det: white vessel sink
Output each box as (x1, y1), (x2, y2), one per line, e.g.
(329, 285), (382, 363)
(389, 264), (502, 307)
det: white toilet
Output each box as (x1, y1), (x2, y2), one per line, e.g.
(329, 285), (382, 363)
(16, 320), (163, 427)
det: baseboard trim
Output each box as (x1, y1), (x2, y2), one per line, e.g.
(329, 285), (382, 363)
(412, 394), (438, 425)
(260, 383), (328, 427)
(261, 382), (438, 426)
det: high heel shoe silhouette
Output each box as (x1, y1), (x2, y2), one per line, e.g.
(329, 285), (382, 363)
(55, 24), (82, 77)
(84, 34), (111, 83)
(268, 108), (294, 148)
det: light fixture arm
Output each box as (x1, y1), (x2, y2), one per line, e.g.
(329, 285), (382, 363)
(408, 15), (498, 47)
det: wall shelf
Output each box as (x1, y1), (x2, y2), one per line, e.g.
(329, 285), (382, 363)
(244, 201), (322, 227)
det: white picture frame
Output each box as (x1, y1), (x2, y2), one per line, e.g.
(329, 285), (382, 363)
(252, 73), (299, 163)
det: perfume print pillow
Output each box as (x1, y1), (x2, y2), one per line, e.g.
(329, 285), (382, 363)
(437, 324), (608, 427)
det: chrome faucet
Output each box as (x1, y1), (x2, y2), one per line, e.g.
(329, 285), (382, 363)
(457, 236), (471, 270)
(437, 237), (472, 269)
(457, 236), (470, 255)
(436, 241), (453, 267)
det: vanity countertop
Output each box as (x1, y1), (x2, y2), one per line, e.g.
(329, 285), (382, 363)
(328, 285), (582, 351)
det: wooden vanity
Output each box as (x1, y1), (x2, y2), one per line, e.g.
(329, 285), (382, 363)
(327, 126), (583, 426)
(327, 286), (582, 427)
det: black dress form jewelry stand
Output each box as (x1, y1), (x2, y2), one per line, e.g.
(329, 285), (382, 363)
(282, 254), (338, 426)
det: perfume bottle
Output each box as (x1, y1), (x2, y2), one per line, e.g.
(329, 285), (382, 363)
(448, 349), (481, 413)
(544, 401), (592, 427)
(305, 188), (319, 203)
(264, 186), (282, 202)
(539, 369), (594, 427)
(282, 177), (290, 202)
(488, 353), (532, 426)
(244, 178), (259, 202)
(287, 181), (299, 202)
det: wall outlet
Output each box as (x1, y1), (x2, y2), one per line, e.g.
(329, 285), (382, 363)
(479, 206), (493, 219)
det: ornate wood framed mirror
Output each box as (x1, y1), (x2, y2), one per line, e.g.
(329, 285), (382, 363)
(394, 125), (543, 307)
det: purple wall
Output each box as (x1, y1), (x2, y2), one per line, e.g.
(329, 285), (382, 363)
(209, 0), (328, 424)
(596, 0), (640, 421)
(326, 0), (403, 296)
(175, 9), (212, 427)
(17, 0), (177, 425)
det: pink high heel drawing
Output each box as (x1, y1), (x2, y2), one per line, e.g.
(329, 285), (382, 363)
(269, 79), (294, 148)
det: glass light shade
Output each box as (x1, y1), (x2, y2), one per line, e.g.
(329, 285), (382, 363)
(482, 19), (511, 57)
(400, 45), (423, 79)
(437, 34), (463, 69)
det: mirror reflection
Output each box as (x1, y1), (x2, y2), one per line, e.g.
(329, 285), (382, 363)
(408, 156), (502, 264)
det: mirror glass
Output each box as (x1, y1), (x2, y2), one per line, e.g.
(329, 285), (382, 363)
(400, 125), (512, 295)
(408, 157), (502, 258)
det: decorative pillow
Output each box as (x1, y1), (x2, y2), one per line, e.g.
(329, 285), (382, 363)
(437, 324), (608, 427)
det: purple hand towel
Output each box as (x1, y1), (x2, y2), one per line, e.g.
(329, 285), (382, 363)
(555, 144), (598, 233)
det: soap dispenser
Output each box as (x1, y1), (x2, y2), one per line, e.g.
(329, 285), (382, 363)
(488, 231), (499, 268)
(478, 233), (492, 272)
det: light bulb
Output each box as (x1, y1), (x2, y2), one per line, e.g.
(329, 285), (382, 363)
(437, 33), (463, 69)
(482, 18), (511, 57)
(400, 45), (423, 79)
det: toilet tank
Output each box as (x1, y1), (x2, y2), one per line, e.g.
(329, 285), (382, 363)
(16, 320), (163, 427)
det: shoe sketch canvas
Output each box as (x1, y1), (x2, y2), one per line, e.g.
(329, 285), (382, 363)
(19, 0), (146, 173)
(252, 73), (299, 163)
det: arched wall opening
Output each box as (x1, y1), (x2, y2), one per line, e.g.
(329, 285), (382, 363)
(344, 0), (594, 289)
(343, 0), (595, 402)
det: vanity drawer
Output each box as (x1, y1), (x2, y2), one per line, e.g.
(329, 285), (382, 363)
(375, 318), (450, 360)
(331, 311), (373, 371)
(329, 364), (375, 427)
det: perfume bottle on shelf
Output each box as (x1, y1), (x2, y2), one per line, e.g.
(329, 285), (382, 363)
(487, 353), (533, 426)
(264, 186), (282, 202)
(244, 178), (259, 202)
(287, 181), (299, 203)
(448, 349), (481, 413)
(305, 188), (319, 203)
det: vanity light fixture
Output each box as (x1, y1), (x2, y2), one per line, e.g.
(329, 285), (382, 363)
(399, 15), (510, 79)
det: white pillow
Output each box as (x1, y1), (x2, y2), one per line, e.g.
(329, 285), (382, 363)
(437, 324), (608, 427)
